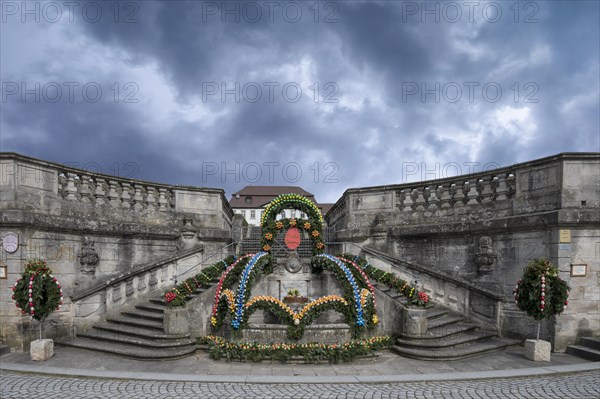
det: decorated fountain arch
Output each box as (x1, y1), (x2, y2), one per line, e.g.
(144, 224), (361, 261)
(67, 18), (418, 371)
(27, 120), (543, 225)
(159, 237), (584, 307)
(210, 194), (379, 341)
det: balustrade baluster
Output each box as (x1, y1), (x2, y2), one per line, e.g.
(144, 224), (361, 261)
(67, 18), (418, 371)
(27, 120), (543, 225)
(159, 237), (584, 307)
(108, 180), (121, 207)
(79, 175), (93, 203)
(121, 183), (132, 209)
(94, 178), (106, 205)
(158, 188), (169, 212)
(133, 185), (145, 211)
(64, 173), (78, 200)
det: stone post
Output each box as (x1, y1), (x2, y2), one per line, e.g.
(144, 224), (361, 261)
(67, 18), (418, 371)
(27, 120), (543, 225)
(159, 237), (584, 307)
(164, 306), (190, 335)
(30, 339), (54, 361)
(402, 307), (428, 336)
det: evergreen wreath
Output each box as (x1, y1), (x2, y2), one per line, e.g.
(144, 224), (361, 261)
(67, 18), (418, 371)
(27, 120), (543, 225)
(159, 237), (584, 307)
(513, 258), (569, 321)
(12, 259), (63, 321)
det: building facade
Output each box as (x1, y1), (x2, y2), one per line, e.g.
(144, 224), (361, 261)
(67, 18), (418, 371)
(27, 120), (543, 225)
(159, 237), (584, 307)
(229, 185), (333, 225)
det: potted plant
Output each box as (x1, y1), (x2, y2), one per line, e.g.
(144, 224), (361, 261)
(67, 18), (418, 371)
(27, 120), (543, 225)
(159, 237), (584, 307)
(402, 289), (429, 336)
(513, 258), (570, 361)
(162, 288), (189, 335)
(12, 259), (63, 361)
(282, 289), (309, 304)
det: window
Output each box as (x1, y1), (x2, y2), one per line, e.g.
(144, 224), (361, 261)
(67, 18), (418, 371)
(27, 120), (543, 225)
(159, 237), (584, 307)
(290, 210), (296, 218)
(245, 196), (252, 204)
(240, 210), (245, 218)
(300, 212), (306, 218)
(250, 210), (256, 219)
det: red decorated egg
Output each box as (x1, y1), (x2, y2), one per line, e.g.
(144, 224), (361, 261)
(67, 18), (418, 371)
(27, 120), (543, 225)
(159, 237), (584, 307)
(285, 227), (301, 250)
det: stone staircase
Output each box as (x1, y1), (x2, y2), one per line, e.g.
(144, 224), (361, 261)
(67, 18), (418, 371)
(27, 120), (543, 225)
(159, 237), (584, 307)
(374, 283), (518, 360)
(61, 283), (217, 360)
(567, 337), (600, 361)
(391, 306), (518, 360)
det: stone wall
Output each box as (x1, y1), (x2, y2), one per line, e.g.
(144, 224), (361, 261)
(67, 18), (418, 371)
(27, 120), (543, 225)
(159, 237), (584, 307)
(326, 153), (600, 351)
(0, 153), (234, 350)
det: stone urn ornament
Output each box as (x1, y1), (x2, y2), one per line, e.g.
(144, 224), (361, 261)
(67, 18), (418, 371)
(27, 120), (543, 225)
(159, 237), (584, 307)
(513, 258), (570, 361)
(11, 259), (63, 361)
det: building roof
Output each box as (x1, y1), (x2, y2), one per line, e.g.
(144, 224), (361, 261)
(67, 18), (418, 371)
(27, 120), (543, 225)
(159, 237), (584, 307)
(318, 203), (335, 215)
(229, 186), (316, 209)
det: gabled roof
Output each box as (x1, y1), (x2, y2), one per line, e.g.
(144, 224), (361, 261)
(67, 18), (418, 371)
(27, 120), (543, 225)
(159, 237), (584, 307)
(229, 186), (316, 208)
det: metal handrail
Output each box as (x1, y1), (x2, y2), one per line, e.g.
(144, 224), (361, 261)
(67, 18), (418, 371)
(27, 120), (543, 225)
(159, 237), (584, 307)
(173, 241), (238, 284)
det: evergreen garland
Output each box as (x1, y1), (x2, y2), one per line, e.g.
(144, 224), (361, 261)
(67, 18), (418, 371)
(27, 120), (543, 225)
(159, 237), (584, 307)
(12, 259), (63, 321)
(513, 258), (570, 321)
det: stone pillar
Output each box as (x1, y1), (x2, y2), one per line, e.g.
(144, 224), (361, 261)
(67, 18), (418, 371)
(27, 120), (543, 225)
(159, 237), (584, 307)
(402, 307), (428, 336)
(164, 306), (190, 335)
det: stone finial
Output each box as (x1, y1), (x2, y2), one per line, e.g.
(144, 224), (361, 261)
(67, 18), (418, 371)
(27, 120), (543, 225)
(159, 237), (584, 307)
(78, 236), (99, 275)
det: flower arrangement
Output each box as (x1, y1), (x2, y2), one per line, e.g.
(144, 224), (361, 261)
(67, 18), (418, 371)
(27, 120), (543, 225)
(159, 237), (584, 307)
(199, 335), (390, 363)
(282, 289), (309, 304)
(337, 253), (428, 308)
(242, 294), (351, 340)
(260, 193), (323, 227)
(163, 255), (236, 308)
(260, 217), (325, 255)
(513, 258), (569, 322)
(12, 259), (63, 321)
(231, 252), (270, 329)
(411, 291), (429, 306)
(313, 254), (377, 328)
(211, 254), (254, 325)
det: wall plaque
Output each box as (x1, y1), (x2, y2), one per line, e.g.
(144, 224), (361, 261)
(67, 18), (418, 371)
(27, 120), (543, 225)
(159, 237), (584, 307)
(570, 264), (587, 277)
(0, 264), (7, 279)
(559, 229), (571, 243)
(2, 232), (18, 253)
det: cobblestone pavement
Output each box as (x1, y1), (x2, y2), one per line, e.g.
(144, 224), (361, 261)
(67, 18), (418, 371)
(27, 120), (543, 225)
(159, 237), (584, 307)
(2, 370), (599, 399)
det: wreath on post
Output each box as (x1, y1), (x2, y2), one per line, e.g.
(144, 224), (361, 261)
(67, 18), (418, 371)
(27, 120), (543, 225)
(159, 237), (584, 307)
(12, 259), (63, 321)
(513, 258), (569, 337)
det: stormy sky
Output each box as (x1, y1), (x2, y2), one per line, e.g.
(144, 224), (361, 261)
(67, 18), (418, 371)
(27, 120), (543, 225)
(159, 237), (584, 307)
(1, 0), (598, 203)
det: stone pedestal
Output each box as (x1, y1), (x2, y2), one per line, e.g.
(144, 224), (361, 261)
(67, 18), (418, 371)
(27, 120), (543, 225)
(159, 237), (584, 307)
(402, 307), (428, 336)
(30, 339), (53, 361)
(524, 339), (551, 362)
(164, 306), (189, 335)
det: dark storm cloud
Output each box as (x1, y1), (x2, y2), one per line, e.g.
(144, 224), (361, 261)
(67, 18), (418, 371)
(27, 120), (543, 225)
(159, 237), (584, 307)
(1, 0), (598, 203)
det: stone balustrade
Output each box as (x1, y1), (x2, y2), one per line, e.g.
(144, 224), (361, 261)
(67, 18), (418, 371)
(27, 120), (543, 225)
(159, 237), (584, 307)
(327, 170), (519, 232)
(72, 246), (215, 331)
(57, 170), (175, 212)
(0, 152), (235, 350)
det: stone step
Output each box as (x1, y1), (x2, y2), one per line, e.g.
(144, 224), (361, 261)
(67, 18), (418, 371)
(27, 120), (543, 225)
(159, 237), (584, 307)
(121, 309), (164, 322)
(59, 337), (197, 360)
(428, 315), (464, 330)
(135, 303), (166, 313)
(426, 309), (449, 320)
(566, 345), (600, 361)
(391, 337), (518, 360)
(106, 316), (164, 331)
(0, 343), (10, 356)
(396, 330), (497, 349)
(149, 297), (167, 306)
(93, 323), (190, 340)
(581, 336), (600, 351)
(399, 323), (478, 340)
(77, 330), (195, 349)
